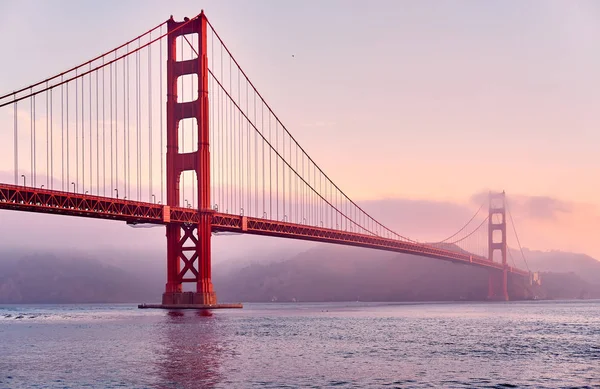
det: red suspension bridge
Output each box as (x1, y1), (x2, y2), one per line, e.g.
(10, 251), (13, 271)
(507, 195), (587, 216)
(0, 12), (535, 307)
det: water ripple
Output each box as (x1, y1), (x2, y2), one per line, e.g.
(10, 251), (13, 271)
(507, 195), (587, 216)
(0, 301), (599, 388)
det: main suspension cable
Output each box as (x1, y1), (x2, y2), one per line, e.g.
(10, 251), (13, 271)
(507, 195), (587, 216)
(434, 201), (486, 243)
(506, 199), (531, 272)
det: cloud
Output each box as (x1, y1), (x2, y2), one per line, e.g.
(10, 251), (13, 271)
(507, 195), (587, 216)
(470, 191), (572, 221)
(521, 196), (572, 220)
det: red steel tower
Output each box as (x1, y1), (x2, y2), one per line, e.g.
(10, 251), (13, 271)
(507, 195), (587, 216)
(488, 191), (508, 301)
(162, 12), (217, 305)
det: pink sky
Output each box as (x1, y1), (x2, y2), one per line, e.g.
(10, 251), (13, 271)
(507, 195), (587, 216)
(0, 1), (598, 260)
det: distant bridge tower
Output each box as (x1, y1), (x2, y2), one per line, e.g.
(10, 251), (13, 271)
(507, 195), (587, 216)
(488, 191), (508, 301)
(163, 12), (217, 305)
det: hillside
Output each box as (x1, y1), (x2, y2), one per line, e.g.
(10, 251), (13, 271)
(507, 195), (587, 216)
(214, 245), (600, 302)
(0, 245), (599, 303)
(0, 254), (159, 303)
(522, 248), (600, 284)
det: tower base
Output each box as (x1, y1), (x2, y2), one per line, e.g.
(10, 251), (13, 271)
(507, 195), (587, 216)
(138, 302), (243, 309)
(162, 291), (217, 305)
(487, 270), (509, 301)
(139, 292), (242, 309)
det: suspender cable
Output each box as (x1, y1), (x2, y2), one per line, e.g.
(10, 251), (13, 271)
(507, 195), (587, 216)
(246, 80), (250, 216)
(506, 200), (531, 272)
(302, 152), (304, 223)
(76, 71), (79, 191)
(46, 83), (49, 188)
(209, 71), (384, 237)
(32, 93), (36, 187)
(255, 88), (258, 216)
(245, 79), (249, 214)
(148, 32), (153, 202)
(138, 39), (142, 201)
(136, 40), (140, 200)
(207, 19), (414, 243)
(275, 120), (278, 220)
(30, 92), (33, 187)
(89, 67), (92, 193)
(160, 29), (164, 204)
(237, 67), (241, 214)
(50, 87), (54, 189)
(219, 45), (221, 210)
(127, 48), (131, 199)
(110, 62), (113, 196)
(284, 129), (287, 219)
(0, 20), (166, 103)
(123, 49), (127, 198)
(229, 56), (232, 212)
(289, 136), (292, 221)
(82, 70), (85, 193)
(296, 142), (298, 223)
(96, 69), (99, 194)
(138, 38), (143, 202)
(115, 53), (118, 197)
(102, 60), (106, 196)
(62, 76), (65, 191)
(14, 98), (17, 185)
(268, 109), (271, 218)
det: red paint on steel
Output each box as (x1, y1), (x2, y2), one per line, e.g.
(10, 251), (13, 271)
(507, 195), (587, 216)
(0, 184), (165, 223)
(163, 12), (216, 305)
(0, 183), (529, 280)
(0, 11), (535, 303)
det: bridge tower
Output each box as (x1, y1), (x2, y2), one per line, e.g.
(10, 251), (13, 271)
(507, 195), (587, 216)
(488, 191), (508, 301)
(162, 12), (217, 305)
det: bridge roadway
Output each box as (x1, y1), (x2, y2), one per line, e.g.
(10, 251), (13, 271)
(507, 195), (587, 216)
(0, 183), (529, 277)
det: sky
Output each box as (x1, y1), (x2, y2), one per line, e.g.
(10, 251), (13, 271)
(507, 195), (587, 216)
(0, 0), (598, 260)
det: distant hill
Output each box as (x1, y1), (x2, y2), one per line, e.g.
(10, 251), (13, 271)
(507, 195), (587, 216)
(214, 245), (600, 303)
(534, 271), (599, 300)
(0, 253), (159, 304)
(0, 245), (598, 303)
(519, 248), (600, 284)
(214, 245), (489, 302)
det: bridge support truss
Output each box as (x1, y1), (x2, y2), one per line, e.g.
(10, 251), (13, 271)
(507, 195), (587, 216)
(487, 191), (509, 301)
(162, 12), (217, 306)
(0, 8), (536, 307)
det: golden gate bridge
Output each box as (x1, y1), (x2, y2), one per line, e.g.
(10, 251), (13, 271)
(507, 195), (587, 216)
(0, 11), (535, 308)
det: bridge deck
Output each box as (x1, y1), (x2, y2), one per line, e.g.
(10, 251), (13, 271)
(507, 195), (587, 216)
(0, 183), (529, 277)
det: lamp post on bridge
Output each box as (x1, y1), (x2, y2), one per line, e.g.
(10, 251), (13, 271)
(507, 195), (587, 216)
(71, 182), (76, 193)
(21, 175), (25, 187)
(114, 188), (119, 199)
